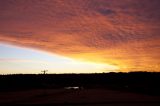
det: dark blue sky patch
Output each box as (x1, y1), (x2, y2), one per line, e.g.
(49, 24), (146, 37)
(97, 8), (115, 16)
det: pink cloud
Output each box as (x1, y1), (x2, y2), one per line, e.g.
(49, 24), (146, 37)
(0, 0), (160, 72)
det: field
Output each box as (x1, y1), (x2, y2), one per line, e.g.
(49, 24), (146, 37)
(0, 88), (160, 106)
(0, 72), (160, 105)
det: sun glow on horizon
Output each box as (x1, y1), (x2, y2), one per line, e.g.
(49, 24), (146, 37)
(0, 43), (119, 74)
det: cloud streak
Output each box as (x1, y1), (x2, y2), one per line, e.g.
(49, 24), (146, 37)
(0, 0), (160, 72)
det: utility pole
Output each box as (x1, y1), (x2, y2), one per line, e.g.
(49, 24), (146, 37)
(41, 70), (48, 74)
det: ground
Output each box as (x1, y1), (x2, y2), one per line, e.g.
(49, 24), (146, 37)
(0, 88), (160, 106)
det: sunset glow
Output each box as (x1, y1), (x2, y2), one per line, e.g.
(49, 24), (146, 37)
(0, 0), (160, 74)
(0, 44), (119, 74)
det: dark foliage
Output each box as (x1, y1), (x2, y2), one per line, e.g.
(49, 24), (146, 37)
(0, 72), (160, 96)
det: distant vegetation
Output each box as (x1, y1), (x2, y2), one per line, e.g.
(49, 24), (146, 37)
(0, 72), (160, 96)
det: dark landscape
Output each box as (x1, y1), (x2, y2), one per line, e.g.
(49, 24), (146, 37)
(0, 0), (160, 105)
(0, 72), (160, 105)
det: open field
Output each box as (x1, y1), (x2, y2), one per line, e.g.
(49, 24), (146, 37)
(0, 88), (160, 106)
(1, 72), (160, 105)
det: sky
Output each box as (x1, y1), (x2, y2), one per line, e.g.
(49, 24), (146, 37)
(0, 0), (160, 74)
(0, 43), (117, 74)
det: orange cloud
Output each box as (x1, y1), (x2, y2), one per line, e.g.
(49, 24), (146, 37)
(0, 0), (160, 72)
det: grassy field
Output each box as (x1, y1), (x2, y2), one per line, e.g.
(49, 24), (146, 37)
(0, 88), (160, 106)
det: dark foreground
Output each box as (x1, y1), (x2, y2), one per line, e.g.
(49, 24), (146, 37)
(0, 72), (160, 105)
(0, 88), (160, 106)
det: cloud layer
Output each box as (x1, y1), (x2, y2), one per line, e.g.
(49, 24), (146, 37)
(0, 0), (160, 72)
